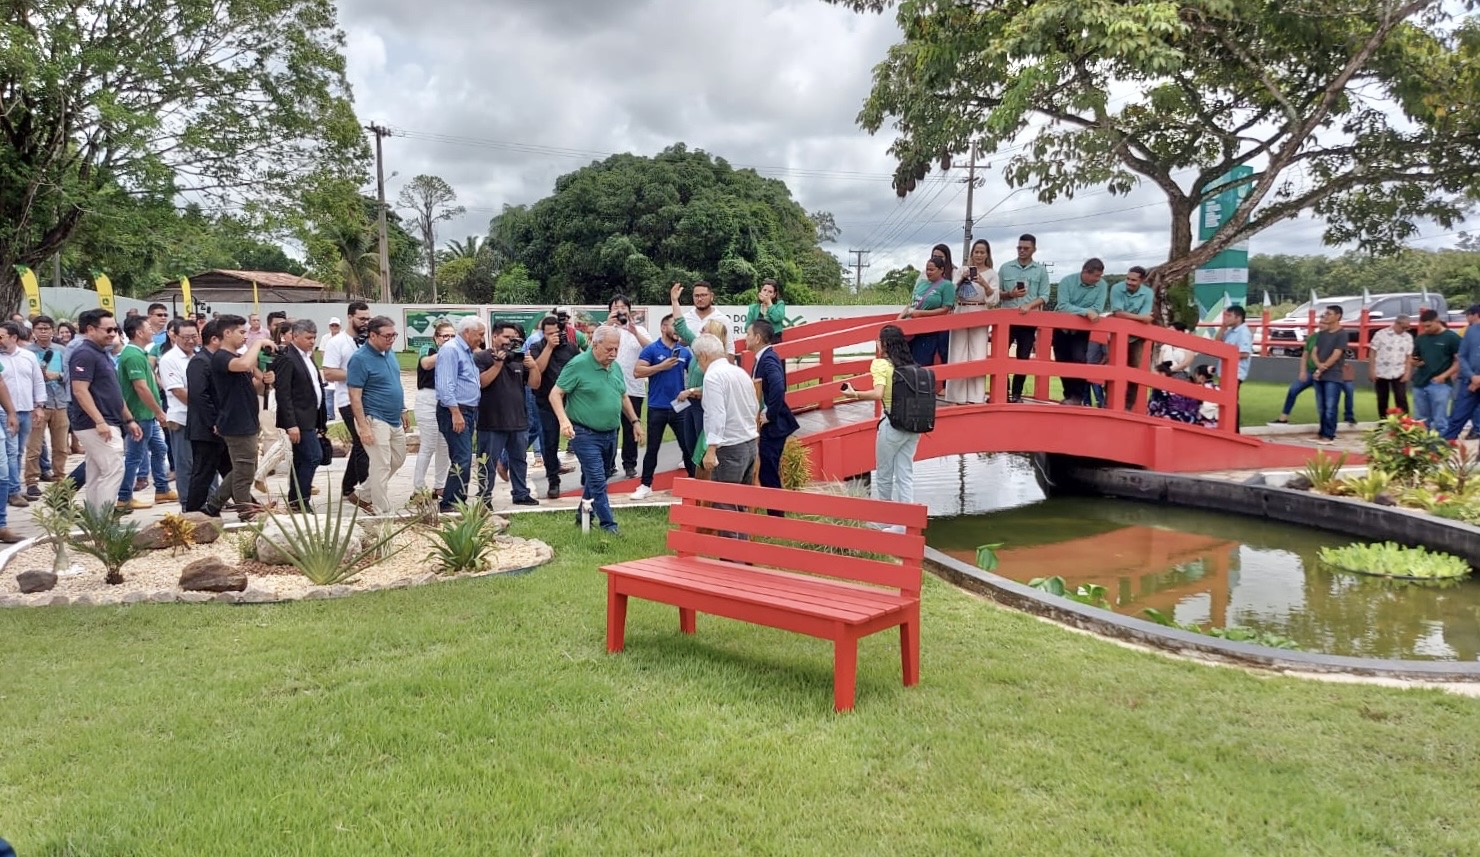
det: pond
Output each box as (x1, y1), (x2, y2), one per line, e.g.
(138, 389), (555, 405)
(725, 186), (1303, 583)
(913, 454), (1480, 662)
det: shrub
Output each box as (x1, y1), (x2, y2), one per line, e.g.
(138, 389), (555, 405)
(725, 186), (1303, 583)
(1364, 412), (1448, 485)
(1319, 541), (1472, 580)
(156, 513), (197, 556)
(1339, 470), (1390, 503)
(257, 503), (412, 586)
(74, 504), (146, 585)
(1433, 440), (1480, 496)
(1300, 451), (1348, 494)
(779, 437), (813, 490)
(30, 478), (81, 573)
(426, 500), (501, 575)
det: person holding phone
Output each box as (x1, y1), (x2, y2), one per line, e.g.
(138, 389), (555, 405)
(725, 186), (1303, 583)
(630, 314), (695, 499)
(945, 239), (999, 404)
(901, 255), (955, 367)
(996, 233), (1052, 402)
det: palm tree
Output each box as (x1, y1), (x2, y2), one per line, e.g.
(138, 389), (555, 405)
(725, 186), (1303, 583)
(438, 235), (482, 265)
(324, 222), (381, 300)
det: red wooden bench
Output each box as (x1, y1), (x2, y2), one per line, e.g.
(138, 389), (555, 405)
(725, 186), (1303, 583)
(600, 478), (927, 711)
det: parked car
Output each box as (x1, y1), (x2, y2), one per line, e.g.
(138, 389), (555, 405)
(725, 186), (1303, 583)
(1265, 293), (1448, 357)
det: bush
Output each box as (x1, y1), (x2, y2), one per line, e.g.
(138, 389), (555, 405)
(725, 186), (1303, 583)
(426, 500), (502, 575)
(1364, 411), (1448, 485)
(74, 505), (145, 585)
(779, 437), (813, 490)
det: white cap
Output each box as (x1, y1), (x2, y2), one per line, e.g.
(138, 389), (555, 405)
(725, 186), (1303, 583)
(329, 317), (341, 326)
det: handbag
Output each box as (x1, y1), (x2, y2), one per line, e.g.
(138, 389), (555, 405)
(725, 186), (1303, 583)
(318, 431), (334, 463)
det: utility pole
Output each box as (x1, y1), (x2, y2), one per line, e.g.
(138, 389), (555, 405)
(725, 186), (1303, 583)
(366, 122), (393, 303)
(847, 249), (871, 291)
(961, 139), (984, 263)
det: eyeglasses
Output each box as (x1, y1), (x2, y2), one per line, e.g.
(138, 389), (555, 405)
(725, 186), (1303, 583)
(373, 330), (398, 339)
(101, 326), (119, 333)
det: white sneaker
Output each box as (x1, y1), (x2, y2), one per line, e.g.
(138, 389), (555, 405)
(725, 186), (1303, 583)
(631, 484), (652, 500)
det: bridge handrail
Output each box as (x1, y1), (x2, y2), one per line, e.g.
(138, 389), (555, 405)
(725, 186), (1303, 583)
(774, 309), (1243, 435)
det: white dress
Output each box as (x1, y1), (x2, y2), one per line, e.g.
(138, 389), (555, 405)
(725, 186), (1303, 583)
(945, 268), (1001, 404)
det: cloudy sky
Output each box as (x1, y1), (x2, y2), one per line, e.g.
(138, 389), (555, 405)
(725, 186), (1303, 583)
(337, 0), (1468, 282)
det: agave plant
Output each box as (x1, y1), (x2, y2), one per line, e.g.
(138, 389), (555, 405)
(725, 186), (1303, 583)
(256, 491), (413, 586)
(1300, 451), (1348, 494)
(426, 499), (501, 575)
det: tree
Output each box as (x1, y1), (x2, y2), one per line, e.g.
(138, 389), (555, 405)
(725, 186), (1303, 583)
(1, 0), (368, 309)
(493, 263), (540, 305)
(486, 144), (835, 304)
(397, 175), (465, 303)
(829, 0), (1480, 316)
(440, 235), (483, 264)
(811, 210), (842, 244)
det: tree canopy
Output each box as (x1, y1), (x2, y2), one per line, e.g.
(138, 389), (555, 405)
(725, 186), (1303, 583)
(830, 0), (1480, 304)
(486, 144), (844, 305)
(1, 0), (368, 307)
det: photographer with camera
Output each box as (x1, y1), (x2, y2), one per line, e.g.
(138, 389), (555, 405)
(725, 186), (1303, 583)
(606, 294), (651, 481)
(473, 320), (541, 507)
(529, 314), (585, 499)
(24, 315), (69, 499)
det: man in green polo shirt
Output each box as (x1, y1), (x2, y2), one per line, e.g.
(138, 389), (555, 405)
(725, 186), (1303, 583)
(1108, 265), (1154, 409)
(1410, 308), (1461, 435)
(998, 233), (1052, 402)
(1052, 258), (1108, 405)
(550, 326), (645, 534)
(117, 315), (174, 508)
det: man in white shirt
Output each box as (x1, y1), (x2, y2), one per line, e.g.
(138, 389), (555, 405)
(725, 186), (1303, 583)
(158, 318), (199, 511)
(1367, 314), (1414, 416)
(670, 281), (722, 346)
(607, 294), (651, 480)
(320, 301), (371, 505)
(0, 322), (45, 507)
(694, 333), (758, 488)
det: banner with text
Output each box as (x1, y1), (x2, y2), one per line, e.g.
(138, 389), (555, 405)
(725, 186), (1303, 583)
(1194, 166), (1253, 327)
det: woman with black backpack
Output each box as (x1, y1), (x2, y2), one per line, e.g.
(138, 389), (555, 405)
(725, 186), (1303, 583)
(842, 324), (933, 515)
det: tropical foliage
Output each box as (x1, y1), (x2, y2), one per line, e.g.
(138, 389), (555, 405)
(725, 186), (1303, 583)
(74, 505), (145, 586)
(1319, 541), (1472, 580)
(1365, 412), (1451, 486)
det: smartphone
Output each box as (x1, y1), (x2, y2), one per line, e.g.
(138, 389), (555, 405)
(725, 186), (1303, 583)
(1015, 281), (1026, 295)
(840, 381), (853, 393)
(969, 266), (978, 279)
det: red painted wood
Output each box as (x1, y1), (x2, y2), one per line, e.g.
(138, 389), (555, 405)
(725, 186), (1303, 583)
(600, 483), (924, 711)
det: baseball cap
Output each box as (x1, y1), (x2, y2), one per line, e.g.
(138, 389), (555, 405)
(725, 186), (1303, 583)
(329, 317), (341, 326)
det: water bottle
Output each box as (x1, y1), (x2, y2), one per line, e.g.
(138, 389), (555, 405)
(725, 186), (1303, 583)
(580, 499), (593, 534)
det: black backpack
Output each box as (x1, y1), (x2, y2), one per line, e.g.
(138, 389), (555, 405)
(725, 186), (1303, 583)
(888, 364), (936, 433)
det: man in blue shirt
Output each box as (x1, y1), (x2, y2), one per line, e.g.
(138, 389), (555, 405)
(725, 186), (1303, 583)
(1108, 266), (1155, 410)
(999, 233), (1052, 402)
(1443, 304), (1480, 440)
(348, 315), (408, 515)
(435, 316), (485, 511)
(1052, 258), (1108, 406)
(630, 314), (694, 499)
(1217, 304), (1254, 433)
(69, 309), (144, 517)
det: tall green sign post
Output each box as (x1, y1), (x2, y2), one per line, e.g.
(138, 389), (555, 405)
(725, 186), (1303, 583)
(1193, 166), (1253, 326)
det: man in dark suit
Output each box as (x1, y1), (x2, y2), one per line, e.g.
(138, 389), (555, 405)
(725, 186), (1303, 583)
(273, 319), (328, 512)
(747, 319), (798, 515)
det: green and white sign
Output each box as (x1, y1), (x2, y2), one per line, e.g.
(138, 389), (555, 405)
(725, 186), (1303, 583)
(1194, 166), (1253, 324)
(402, 307), (486, 351)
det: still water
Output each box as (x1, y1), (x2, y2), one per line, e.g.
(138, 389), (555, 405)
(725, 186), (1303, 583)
(914, 455), (1480, 661)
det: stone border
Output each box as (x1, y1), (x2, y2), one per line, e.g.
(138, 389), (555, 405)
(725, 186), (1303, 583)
(0, 514), (554, 608)
(921, 467), (1480, 681)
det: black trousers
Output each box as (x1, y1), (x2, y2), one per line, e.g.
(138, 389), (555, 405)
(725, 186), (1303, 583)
(619, 395), (643, 472)
(1375, 378), (1409, 416)
(1052, 329), (1091, 402)
(338, 404), (369, 495)
(536, 404), (562, 490)
(758, 432), (788, 517)
(1009, 325), (1038, 399)
(641, 406), (694, 485)
(185, 438), (232, 513)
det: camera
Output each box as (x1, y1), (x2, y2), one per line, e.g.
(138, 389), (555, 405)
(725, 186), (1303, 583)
(615, 312), (629, 325)
(507, 336), (525, 361)
(557, 327), (569, 346)
(260, 341), (276, 354)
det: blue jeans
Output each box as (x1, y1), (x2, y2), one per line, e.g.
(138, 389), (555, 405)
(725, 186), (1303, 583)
(287, 430), (323, 509)
(4, 411), (30, 500)
(438, 405), (478, 509)
(1445, 379), (1479, 440)
(570, 424), (617, 531)
(479, 428), (531, 502)
(1281, 375), (1314, 415)
(1414, 382), (1452, 436)
(499, 389), (543, 468)
(1315, 379), (1343, 440)
(120, 419), (170, 500)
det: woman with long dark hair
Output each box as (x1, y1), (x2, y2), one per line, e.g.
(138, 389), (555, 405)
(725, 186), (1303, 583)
(945, 239), (999, 404)
(843, 324), (922, 507)
(901, 255), (954, 368)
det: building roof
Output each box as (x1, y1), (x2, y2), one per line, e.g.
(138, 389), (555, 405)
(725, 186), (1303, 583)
(194, 269), (328, 290)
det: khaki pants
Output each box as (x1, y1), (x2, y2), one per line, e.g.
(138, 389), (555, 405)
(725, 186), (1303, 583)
(364, 417), (407, 515)
(222, 433), (260, 512)
(75, 427), (124, 516)
(25, 406), (68, 485)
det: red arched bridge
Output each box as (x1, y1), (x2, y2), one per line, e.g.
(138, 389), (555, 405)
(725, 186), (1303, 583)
(609, 309), (1321, 494)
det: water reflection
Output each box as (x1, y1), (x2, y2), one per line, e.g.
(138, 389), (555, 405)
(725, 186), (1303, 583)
(920, 455), (1480, 661)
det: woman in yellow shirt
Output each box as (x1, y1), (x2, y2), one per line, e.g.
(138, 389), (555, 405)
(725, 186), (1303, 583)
(843, 324), (921, 509)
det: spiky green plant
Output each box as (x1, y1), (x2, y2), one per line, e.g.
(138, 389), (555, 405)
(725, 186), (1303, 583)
(426, 500), (501, 575)
(256, 492), (413, 586)
(1300, 451), (1348, 494)
(74, 503), (145, 585)
(30, 478), (81, 573)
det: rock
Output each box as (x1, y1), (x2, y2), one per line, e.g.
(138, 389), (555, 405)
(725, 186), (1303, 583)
(47, 595), (70, 606)
(73, 594), (95, 606)
(1285, 475), (1314, 491)
(327, 585), (353, 598)
(178, 592), (214, 604)
(302, 589), (332, 600)
(182, 512), (223, 544)
(0, 595), (17, 608)
(489, 515), (509, 534)
(179, 556), (248, 593)
(1375, 492), (1399, 507)
(121, 591), (149, 604)
(1242, 474), (1268, 487)
(214, 591), (241, 603)
(17, 569), (58, 594)
(149, 591), (176, 603)
(238, 588), (275, 604)
(254, 514), (361, 566)
(416, 573), (440, 586)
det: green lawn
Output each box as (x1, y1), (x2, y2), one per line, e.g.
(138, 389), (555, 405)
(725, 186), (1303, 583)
(2, 508), (1478, 855)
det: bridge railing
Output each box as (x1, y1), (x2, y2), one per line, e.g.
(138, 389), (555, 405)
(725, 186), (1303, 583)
(770, 309), (1243, 435)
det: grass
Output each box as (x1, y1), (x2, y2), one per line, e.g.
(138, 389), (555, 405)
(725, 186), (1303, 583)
(3, 509), (1480, 855)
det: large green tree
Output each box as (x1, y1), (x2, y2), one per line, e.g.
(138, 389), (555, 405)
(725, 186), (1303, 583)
(830, 0), (1480, 310)
(488, 144), (841, 304)
(1, 0), (368, 308)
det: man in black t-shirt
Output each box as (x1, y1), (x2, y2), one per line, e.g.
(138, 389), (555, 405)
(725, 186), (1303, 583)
(475, 321), (542, 507)
(184, 321), (233, 515)
(529, 315), (581, 498)
(210, 314), (276, 520)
